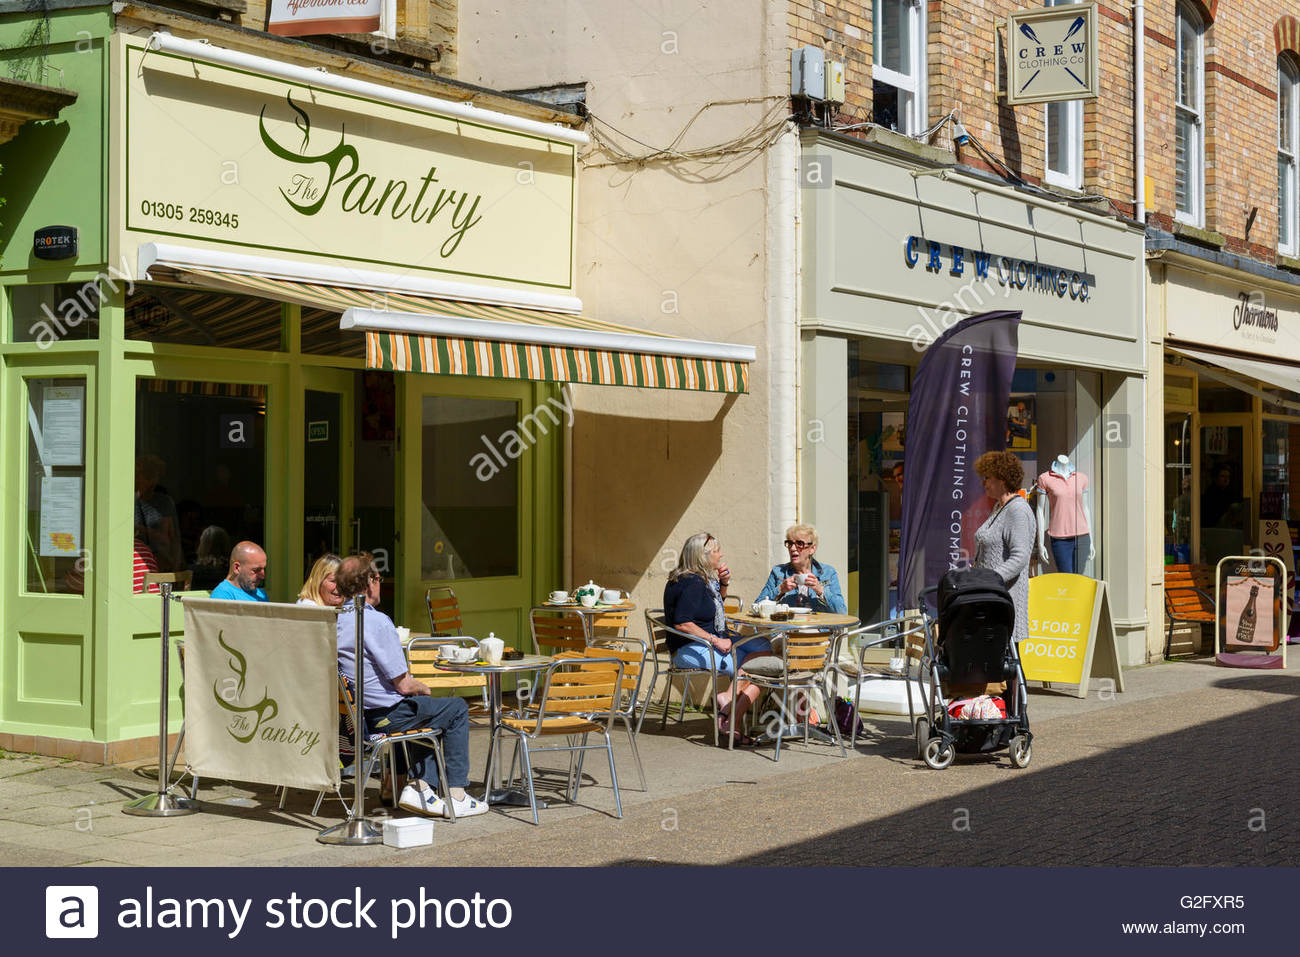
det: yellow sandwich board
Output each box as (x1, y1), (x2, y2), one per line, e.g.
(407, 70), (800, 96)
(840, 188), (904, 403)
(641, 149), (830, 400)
(1023, 573), (1124, 697)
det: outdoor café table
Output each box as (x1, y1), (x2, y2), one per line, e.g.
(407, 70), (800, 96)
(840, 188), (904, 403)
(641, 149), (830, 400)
(725, 611), (860, 745)
(532, 599), (638, 639)
(429, 654), (554, 807)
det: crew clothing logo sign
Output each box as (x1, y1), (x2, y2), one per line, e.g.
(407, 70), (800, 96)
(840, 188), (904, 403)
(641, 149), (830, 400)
(1005, 5), (1099, 105)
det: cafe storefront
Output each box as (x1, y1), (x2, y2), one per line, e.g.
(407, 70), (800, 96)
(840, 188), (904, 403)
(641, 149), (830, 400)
(797, 130), (1154, 665)
(0, 13), (752, 759)
(1149, 238), (1300, 609)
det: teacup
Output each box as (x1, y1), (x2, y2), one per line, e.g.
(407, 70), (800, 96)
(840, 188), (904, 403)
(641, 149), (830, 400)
(549, 590), (569, 603)
(480, 636), (504, 665)
(580, 594), (598, 608)
(601, 589), (622, 604)
(395, 626), (411, 643)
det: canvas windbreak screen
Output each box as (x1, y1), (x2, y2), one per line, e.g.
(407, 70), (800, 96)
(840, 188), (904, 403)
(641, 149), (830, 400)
(181, 599), (341, 791)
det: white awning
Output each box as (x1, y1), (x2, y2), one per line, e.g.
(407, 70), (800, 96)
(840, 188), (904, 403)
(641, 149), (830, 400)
(1168, 345), (1300, 412)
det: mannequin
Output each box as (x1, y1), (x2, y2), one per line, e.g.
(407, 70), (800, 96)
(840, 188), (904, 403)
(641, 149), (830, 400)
(1036, 453), (1095, 575)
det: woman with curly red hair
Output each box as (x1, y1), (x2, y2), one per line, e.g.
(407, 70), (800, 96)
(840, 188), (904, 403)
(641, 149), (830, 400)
(973, 451), (1036, 647)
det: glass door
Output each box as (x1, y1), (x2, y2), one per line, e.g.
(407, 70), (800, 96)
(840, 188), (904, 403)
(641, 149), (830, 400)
(1199, 414), (1254, 566)
(300, 368), (354, 591)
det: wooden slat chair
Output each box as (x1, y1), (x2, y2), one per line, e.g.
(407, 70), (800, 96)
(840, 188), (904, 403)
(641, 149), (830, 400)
(1164, 563), (1215, 658)
(529, 607), (588, 655)
(744, 628), (846, 761)
(586, 607), (632, 643)
(486, 657), (626, 825)
(553, 641), (649, 790)
(338, 674), (458, 821)
(406, 637), (490, 722)
(425, 586), (465, 637)
(723, 594), (743, 615)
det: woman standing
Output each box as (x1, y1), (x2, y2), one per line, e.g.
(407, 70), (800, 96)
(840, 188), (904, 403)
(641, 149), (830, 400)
(973, 451), (1036, 647)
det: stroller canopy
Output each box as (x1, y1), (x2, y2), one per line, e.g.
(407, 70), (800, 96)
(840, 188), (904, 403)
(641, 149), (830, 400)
(937, 567), (1015, 631)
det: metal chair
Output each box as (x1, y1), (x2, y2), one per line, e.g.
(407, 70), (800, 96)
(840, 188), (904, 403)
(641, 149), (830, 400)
(338, 674), (458, 822)
(585, 607), (632, 643)
(556, 640), (649, 790)
(425, 585), (465, 636)
(644, 609), (766, 749)
(406, 636), (490, 723)
(485, 656), (626, 825)
(529, 606), (588, 655)
(829, 616), (930, 750)
(723, 594), (744, 615)
(744, 628), (846, 761)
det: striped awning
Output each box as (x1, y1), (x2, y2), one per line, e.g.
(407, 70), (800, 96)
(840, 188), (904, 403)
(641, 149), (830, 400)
(152, 264), (753, 394)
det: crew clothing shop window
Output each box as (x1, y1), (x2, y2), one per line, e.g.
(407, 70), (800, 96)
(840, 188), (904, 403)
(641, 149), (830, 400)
(1045, 0), (1083, 190)
(873, 0), (925, 135)
(1175, 2), (1205, 226)
(134, 381), (267, 592)
(1006, 369), (1102, 579)
(1280, 56), (1299, 258)
(26, 378), (88, 594)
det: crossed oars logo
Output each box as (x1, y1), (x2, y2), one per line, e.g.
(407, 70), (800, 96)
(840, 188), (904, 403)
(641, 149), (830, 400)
(1018, 16), (1087, 94)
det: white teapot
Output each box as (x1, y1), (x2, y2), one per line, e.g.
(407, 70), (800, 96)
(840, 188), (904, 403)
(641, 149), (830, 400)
(574, 580), (602, 602)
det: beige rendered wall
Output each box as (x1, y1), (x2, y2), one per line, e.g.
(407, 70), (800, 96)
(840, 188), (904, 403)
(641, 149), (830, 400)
(458, 2), (792, 609)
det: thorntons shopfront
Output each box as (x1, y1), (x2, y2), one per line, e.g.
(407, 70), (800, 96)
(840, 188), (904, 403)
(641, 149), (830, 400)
(0, 12), (751, 758)
(798, 131), (1153, 664)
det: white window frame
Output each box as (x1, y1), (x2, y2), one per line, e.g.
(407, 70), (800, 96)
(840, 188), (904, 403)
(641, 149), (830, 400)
(1280, 57), (1299, 257)
(1044, 0), (1083, 189)
(1174, 2), (1205, 227)
(872, 0), (927, 135)
(373, 0), (397, 41)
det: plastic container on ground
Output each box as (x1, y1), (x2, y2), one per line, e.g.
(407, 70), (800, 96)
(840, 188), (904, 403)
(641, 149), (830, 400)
(383, 817), (434, 848)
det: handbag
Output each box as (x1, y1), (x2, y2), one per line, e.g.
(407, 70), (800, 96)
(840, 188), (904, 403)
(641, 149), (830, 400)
(834, 697), (864, 738)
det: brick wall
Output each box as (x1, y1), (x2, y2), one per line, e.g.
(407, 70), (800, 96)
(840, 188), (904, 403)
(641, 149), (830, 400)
(1144, 1), (1297, 262)
(787, 1), (1137, 211)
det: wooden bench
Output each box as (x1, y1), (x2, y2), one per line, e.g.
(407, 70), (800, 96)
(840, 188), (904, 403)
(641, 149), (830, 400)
(1164, 563), (1215, 658)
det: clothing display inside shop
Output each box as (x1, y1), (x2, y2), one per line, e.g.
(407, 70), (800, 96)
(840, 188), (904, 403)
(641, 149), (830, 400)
(1036, 454), (1094, 575)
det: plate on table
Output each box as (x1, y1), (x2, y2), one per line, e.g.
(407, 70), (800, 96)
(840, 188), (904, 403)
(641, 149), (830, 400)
(789, 607), (813, 616)
(544, 598), (576, 606)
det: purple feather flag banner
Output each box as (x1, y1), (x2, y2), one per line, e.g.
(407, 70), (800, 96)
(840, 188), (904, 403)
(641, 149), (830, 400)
(899, 310), (1021, 611)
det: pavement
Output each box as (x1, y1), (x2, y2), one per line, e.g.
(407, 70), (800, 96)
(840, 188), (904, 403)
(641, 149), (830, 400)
(0, 655), (1296, 867)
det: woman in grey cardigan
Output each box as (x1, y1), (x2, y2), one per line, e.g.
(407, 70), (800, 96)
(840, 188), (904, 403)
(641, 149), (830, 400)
(973, 451), (1036, 647)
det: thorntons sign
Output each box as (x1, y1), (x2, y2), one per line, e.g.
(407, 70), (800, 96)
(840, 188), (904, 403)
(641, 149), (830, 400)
(1233, 292), (1279, 344)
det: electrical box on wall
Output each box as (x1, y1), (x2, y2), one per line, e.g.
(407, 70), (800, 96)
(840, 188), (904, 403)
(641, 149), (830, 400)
(826, 60), (846, 104)
(791, 46), (825, 100)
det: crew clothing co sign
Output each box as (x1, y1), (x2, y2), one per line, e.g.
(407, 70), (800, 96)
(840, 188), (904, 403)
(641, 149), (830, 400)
(1005, 5), (1099, 105)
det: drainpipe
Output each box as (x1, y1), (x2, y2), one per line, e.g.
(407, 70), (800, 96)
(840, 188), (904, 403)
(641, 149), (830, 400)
(768, 127), (799, 532)
(1134, 0), (1145, 225)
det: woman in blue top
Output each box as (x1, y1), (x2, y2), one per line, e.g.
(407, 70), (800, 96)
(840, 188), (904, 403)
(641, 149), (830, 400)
(755, 524), (847, 614)
(663, 532), (772, 745)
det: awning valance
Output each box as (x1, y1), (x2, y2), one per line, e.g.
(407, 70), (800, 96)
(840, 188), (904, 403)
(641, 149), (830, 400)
(141, 251), (753, 394)
(1168, 345), (1300, 412)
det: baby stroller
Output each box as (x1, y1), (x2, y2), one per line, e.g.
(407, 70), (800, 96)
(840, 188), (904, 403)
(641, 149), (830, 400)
(912, 567), (1033, 770)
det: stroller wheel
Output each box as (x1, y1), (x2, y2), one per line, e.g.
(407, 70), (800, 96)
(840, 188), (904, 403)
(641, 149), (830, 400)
(922, 737), (955, 770)
(913, 718), (930, 760)
(1010, 734), (1032, 769)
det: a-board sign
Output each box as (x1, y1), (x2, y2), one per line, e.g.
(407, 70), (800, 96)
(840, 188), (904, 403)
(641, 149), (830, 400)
(1215, 555), (1287, 668)
(1023, 573), (1124, 697)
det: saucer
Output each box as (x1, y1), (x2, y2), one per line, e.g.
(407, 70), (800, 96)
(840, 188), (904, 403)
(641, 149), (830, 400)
(545, 598), (576, 606)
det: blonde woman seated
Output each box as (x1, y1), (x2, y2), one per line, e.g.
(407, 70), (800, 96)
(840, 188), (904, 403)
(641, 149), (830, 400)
(663, 532), (772, 745)
(297, 553), (343, 607)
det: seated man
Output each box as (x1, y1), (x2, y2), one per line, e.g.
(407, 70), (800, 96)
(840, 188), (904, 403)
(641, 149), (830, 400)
(335, 553), (486, 819)
(209, 541), (268, 601)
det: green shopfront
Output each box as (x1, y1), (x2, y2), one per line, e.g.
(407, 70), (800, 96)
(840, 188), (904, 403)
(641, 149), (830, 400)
(0, 12), (752, 759)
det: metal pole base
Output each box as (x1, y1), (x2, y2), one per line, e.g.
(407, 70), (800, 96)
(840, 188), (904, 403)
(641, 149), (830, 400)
(122, 791), (200, 817)
(316, 818), (385, 845)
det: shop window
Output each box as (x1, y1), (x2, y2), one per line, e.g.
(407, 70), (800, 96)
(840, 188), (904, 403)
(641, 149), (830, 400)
(1045, 0), (1083, 190)
(1198, 382), (1250, 413)
(26, 377), (88, 594)
(1164, 412), (1193, 563)
(126, 286), (284, 351)
(873, 0), (925, 134)
(1280, 57), (1299, 258)
(301, 307), (365, 358)
(9, 284), (101, 344)
(135, 380), (267, 588)
(1175, 2), (1204, 226)
(1261, 419), (1298, 521)
(421, 396), (520, 580)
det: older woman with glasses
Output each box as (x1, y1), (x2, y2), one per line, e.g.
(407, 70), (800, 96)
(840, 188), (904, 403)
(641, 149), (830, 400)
(755, 524), (847, 614)
(664, 532), (773, 745)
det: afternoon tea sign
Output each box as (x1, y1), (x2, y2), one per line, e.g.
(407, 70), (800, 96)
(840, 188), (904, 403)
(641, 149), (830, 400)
(119, 37), (576, 291)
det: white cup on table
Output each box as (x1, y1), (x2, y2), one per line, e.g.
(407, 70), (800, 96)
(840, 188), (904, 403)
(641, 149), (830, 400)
(395, 626), (411, 644)
(549, 590), (569, 603)
(580, 594), (598, 608)
(601, 589), (622, 604)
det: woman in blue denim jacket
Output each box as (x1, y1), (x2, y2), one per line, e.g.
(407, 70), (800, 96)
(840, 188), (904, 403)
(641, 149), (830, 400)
(755, 524), (847, 614)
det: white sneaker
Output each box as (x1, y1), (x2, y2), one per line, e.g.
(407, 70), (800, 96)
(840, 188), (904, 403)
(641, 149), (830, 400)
(398, 783), (446, 818)
(447, 793), (489, 818)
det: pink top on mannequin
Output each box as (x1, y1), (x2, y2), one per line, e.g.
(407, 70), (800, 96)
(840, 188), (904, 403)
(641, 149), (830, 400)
(1037, 470), (1090, 538)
